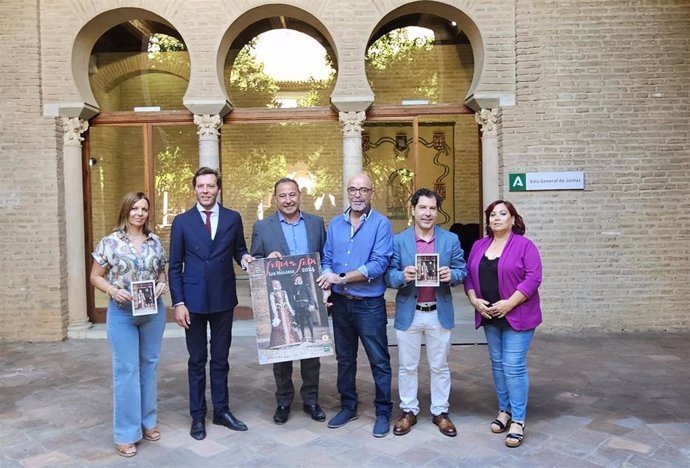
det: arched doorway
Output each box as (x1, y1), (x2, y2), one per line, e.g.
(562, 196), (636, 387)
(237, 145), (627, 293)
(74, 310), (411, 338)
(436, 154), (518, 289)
(84, 18), (194, 322)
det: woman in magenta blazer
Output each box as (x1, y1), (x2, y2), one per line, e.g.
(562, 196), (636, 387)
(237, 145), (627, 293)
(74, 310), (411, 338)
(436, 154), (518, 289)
(464, 200), (542, 448)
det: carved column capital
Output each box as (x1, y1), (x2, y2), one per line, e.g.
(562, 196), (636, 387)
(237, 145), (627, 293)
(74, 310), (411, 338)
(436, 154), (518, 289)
(194, 114), (222, 141)
(339, 111), (366, 138)
(62, 117), (89, 147)
(475, 108), (498, 137)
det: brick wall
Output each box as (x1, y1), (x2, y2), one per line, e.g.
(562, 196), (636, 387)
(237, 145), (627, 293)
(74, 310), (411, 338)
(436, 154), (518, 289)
(0, 1), (67, 341)
(504, 0), (690, 331)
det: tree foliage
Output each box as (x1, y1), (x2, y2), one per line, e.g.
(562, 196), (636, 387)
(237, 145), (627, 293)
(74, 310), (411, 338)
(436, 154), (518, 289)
(225, 148), (287, 208)
(366, 28), (438, 103)
(228, 40), (279, 108)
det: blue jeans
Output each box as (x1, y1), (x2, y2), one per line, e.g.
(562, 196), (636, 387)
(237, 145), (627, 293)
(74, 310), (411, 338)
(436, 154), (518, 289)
(106, 297), (166, 444)
(483, 323), (535, 422)
(331, 293), (392, 417)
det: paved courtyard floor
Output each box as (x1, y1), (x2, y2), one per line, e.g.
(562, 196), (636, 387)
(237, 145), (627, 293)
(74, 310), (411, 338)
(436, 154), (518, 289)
(1, 330), (689, 467)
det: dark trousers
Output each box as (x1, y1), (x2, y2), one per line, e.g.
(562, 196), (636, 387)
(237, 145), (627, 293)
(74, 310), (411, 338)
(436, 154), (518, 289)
(295, 306), (314, 340)
(331, 293), (392, 417)
(273, 357), (320, 406)
(185, 310), (233, 419)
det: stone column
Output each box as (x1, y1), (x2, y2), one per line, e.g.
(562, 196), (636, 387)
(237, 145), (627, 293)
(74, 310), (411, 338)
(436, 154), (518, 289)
(194, 114), (222, 170)
(63, 117), (92, 338)
(339, 111), (366, 206)
(475, 108), (500, 207)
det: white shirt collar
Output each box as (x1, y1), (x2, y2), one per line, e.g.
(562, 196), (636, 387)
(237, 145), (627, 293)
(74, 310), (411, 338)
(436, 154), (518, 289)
(196, 202), (219, 214)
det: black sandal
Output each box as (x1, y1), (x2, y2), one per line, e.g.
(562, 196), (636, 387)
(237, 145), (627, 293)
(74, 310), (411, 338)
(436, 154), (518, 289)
(505, 421), (524, 448)
(490, 411), (512, 433)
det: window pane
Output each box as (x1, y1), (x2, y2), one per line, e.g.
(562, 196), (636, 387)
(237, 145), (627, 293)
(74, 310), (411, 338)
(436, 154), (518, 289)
(221, 121), (343, 248)
(89, 126), (145, 308)
(152, 125), (199, 252)
(363, 115), (479, 233)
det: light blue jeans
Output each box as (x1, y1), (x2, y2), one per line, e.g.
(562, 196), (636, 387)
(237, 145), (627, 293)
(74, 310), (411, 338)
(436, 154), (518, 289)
(106, 297), (166, 444)
(483, 323), (535, 422)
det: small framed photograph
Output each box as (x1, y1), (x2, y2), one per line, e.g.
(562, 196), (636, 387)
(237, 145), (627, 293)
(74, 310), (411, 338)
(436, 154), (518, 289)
(415, 253), (440, 287)
(131, 280), (158, 316)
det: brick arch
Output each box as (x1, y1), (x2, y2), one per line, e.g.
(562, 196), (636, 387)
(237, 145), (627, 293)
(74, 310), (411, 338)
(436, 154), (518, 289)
(90, 53), (191, 94)
(71, 7), (190, 112)
(367, 0), (485, 108)
(216, 4), (338, 107)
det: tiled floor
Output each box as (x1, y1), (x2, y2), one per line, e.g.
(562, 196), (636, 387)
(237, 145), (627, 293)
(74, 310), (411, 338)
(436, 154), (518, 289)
(1, 330), (689, 467)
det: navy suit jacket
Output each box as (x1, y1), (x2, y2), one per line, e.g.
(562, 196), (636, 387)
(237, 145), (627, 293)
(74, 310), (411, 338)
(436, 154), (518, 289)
(168, 204), (249, 314)
(385, 225), (467, 330)
(250, 211), (326, 259)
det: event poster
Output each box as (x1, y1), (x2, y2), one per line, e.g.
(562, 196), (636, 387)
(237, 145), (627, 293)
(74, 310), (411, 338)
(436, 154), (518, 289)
(248, 253), (334, 365)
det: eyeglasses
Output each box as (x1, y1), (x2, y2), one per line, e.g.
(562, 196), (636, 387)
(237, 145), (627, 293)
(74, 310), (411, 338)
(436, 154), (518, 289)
(347, 187), (372, 195)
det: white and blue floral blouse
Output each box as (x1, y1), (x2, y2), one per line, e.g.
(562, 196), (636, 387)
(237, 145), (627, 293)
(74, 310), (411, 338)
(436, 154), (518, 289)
(92, 230), (167, 289)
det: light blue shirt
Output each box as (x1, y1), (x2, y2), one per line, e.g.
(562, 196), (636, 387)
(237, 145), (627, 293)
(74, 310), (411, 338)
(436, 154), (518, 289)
(322, 208), (393, 297)
(278, 212), (309, 255)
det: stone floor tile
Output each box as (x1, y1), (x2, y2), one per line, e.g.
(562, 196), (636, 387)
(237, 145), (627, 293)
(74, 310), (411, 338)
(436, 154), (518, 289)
(1, 332), (690, 467)
(19, 451), (73, 468)
(606, 435), (653, 454)
(585, 445), (635, 467)
(185, 437), (230, 457)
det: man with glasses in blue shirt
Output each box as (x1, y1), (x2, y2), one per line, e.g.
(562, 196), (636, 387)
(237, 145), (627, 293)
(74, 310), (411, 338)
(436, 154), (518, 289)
(317, 173), (394, 438)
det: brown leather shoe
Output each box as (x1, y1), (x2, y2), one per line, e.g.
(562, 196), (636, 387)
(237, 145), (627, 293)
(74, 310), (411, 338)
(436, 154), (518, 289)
(432, 413), (457, 437)
(393, 411), (417, 436)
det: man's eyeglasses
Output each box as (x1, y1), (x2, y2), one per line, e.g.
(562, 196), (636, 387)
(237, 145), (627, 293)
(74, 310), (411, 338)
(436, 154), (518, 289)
(347, 187), (372, 195)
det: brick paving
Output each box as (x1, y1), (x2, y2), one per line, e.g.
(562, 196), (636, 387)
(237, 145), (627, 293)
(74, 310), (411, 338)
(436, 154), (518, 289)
(1, 331), (689, 467)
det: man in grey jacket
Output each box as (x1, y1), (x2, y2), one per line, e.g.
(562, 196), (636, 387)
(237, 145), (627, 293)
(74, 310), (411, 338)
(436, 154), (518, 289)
(250, 177), (327, 425)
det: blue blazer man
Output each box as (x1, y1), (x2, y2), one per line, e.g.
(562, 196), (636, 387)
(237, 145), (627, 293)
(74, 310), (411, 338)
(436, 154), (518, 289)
(386, 225), (467, 330)
(169, 206), (247, 313)
(384, 188), (466, 437)
(168, 167), (251, 440)
(250, 178), (327, 424)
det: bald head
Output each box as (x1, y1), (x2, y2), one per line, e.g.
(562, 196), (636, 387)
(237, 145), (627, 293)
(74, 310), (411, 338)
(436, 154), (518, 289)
(347, 173), (372, 188)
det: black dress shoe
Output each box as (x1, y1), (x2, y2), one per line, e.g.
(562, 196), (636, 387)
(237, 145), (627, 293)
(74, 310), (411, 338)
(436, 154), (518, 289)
(273, 405), (290, 424)
(303, 404), (326, 422)
(190, 419), (206, 440)
(213, 411), (248, 431)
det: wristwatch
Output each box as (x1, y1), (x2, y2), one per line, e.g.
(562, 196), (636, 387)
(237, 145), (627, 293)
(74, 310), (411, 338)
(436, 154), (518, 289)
(339, 272), (347, 285)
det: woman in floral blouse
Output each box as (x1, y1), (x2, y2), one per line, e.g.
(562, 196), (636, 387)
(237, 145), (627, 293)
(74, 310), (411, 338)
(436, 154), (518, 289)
(90, 192), (168, 458)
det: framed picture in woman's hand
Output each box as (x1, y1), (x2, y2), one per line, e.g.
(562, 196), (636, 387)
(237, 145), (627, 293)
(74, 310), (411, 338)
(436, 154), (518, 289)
(131, 280), (157, 316)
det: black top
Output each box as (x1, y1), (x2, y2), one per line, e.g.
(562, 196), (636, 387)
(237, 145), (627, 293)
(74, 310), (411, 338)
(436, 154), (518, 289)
(479, 256), (500, 304)
(478, 255), (506, 327)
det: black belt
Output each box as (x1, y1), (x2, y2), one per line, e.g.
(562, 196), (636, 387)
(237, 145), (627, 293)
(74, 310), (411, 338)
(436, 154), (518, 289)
(416, 304), (437, 312)
(335, 292), (365, 301)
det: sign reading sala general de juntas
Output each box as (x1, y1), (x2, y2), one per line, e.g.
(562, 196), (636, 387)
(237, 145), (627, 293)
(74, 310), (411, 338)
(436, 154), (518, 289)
(509, 171), (585, 192)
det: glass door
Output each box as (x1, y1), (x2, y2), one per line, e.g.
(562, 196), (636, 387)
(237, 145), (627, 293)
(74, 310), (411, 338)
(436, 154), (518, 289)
(85, 120), (197, 323)
(364, 113), (484, 344)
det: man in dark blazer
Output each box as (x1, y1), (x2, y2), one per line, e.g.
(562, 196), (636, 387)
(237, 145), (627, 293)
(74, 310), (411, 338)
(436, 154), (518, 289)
(249, 177), (327, 425)
(385, 188), (466, 438)
(169, 167), (252, 440)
